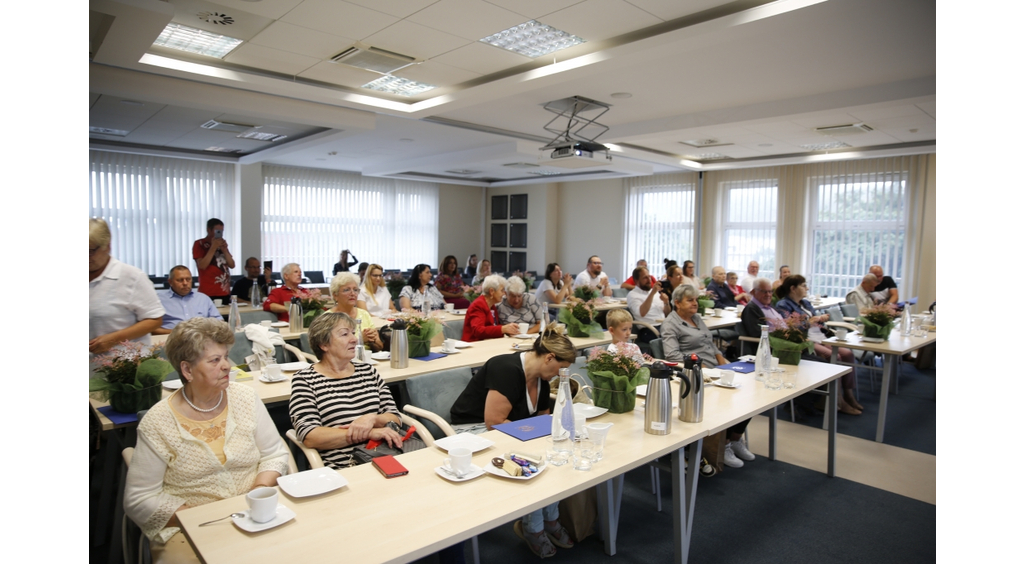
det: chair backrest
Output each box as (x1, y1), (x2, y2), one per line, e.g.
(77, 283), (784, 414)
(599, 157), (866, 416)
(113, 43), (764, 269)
(826, 306), (844, 322)
(611, 287), (629, 298)
(229, 330), (287, 366)
(240, 310), (278, 326)
(442, 318), (465, 340)
(403, 367), (474, 440)
(840, 303), (859, 318)
(566, 355), (593, 387)
(306, 271), (325, 284)
(649, 338), (665, 360)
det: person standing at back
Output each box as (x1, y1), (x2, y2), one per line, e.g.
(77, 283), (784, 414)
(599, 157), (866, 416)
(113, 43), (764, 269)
(192, 218), (235, 301)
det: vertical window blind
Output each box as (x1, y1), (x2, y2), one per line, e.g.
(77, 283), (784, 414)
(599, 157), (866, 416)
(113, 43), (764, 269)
(89, 150), (237, 277)
(262, 166), (438, 276)
(807, 158), (909, 299)
(721, 173), (779, 277)
(623, 173), (698, 278)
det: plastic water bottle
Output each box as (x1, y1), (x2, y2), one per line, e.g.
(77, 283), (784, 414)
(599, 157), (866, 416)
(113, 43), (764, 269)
(900, 304), (912, 336)
(249, 281), (262, 309)
(422, 296), (431, 316)
(355, 318), (365, 362)
(551, 368), (576, 440)
(228, 295), (242, 332)
(754, 325), (772, 382)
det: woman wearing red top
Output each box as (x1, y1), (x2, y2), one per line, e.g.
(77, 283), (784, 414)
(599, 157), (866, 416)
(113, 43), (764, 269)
(726, 272), (751, 305)
(264, 263), (317, 321)
(435, 255), (471, 309)
(462, 275), (519, 342)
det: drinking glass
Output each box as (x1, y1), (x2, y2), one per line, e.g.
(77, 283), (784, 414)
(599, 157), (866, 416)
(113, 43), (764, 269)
(546, 437), (571, 466)
(573, 438), (595, 471)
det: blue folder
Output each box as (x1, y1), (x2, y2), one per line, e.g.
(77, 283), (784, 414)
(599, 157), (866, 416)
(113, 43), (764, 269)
(716, 361), (756, 373)
(493, 414), (553, 441)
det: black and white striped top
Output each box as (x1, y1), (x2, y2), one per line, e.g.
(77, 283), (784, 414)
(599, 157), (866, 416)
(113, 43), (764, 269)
(289, 362), (399, 470)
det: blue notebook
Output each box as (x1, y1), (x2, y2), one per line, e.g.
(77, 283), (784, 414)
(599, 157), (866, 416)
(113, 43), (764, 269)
(493, 414), (552, 441)
(717, 361), (755, 373)
(97, 405), (140, 425)
(412, 352), (448, 361)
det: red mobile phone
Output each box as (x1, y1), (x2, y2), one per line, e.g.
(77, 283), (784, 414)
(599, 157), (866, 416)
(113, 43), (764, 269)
(372, 455), (408, 478)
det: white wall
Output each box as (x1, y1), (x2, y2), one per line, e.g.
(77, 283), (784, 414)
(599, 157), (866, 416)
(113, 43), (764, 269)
(556, 179), (626, 283)
(437, 183), (485, 270)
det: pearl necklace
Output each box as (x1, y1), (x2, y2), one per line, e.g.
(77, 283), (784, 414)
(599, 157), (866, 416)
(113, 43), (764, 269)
(183, 387), (224, 413)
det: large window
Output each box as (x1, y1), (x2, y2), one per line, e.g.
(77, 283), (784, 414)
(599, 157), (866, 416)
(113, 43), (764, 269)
(808, 169), (907, 298)
(721, 179), (778, 276)
(262, 166), (438, 275)
(624, 173), (698, 278)
(89, 150), (236, 276)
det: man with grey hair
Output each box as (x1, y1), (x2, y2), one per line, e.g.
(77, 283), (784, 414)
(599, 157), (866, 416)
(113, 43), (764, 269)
(496, 276), (545, 333)
(846, 273), (881, 312)
(706, 266), (739, 309)
(869, 265), (899, 304)
(154, 265), (221, 335)
(739, 261), (760, 292)
(740, 278), (785, 340)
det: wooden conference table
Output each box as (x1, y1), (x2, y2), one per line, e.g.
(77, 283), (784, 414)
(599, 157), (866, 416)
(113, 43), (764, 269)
(821, 327), (937, 442)
(177, 361), (850, 564)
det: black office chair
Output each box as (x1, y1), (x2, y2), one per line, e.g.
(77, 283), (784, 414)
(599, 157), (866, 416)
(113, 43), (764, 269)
(306, 270), (325, 283)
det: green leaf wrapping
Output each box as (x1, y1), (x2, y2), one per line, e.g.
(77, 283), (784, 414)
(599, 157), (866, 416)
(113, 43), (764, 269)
(557, 307), (604, 338)
(768, 336), (813, 365)
(858, 317), (894, 340)
(588, 366), (649, 413)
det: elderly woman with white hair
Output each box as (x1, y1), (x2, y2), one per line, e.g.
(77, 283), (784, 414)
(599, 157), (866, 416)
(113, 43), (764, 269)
(462, 274), (520, 342)
(329, 272), (384, 352)
(264, 262), (318, 322)
(496, 276), (545, 334)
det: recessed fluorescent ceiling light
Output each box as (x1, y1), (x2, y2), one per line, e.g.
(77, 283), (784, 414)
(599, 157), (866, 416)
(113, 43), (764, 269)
(237, 131), (287, 142)
(90, 126), (130, 137)
(528, 171), (562, 176)
(799, 141), (851, 151)
(445, 169), (481, 175)
(362, 75), (436, 96)
(682, 153), (729, 160)
(153, 22), (243, 59)
(204, 146), (240, 153)
(481, 20), (585, 58)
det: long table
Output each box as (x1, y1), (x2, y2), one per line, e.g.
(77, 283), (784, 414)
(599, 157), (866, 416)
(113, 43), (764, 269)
(177, 361), (850, 564)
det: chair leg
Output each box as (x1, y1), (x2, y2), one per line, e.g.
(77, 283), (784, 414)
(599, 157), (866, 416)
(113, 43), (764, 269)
(654, 467), (662, 513)
(789, 399), (796, 423)
(649, 465), (657, 495)
(471, 535), (480, 564)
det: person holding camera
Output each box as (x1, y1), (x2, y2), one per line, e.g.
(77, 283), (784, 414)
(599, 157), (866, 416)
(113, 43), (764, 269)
(192, 218), (235, 301)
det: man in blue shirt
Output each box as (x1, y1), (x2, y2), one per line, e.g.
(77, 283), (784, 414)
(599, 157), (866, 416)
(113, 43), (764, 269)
(706, 266), (738, 308)
(153, 265), (222, 334)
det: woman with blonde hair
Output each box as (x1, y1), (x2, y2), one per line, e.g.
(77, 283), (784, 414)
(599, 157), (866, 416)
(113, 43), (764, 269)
(356, 263), (398, 318)
(329, 272), (384, 352)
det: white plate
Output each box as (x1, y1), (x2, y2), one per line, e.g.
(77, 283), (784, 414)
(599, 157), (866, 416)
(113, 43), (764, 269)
(370, 352), (390, 360)
(484, 460), (546, 481)
(259, 374), (288, 383)
(434, 434), (496, 453)
(270, 321), (289, 327)
(356, 357), (378, 365)
(635, 384), (647, 397)
(279, 362), (310, 372)
(861, 336), (886, 343)
(573, 404), (609, 418)
(277, 467), (348, 497)
(438, 348), (461, 355)
(162, 379), (183, 390)
(714, 381), (741, 389)
(453, 310), (467, 315)
(513, 334), (537, 339)
(511, 343), (532, 351)
(435, 464), (485, 482)
(449, 340), (472, 349)
(232, 505), (296, 532)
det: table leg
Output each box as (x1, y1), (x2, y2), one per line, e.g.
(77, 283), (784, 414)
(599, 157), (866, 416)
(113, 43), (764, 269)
(672, 439), (703, 564)
(827, 378), (837, 477)
(93, 429), (121, 547)
(768, 406), (777, 461)
(596, 474), (624, 555)
(875, 354), (894, 442)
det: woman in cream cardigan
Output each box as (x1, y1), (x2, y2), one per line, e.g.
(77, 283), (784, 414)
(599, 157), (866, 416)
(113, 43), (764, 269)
(125, 317), (289, 560)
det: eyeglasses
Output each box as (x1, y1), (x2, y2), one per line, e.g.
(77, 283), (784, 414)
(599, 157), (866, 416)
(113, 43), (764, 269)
(370, 273), (384, 278)
(338, 287), (360, 294)
(590, 261), (603, 266)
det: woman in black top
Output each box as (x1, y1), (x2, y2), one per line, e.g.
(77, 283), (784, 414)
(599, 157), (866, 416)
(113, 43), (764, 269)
(332, 250), (358, 275)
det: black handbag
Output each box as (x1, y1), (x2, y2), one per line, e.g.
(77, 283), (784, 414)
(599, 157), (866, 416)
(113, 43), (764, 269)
(351, 422), (426, 465)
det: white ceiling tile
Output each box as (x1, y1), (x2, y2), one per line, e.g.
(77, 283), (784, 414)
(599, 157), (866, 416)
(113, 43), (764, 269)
(408, 0), (526, 41)
(432, 41), (532, 74)
(363, 20), (472, 59)
(847, 104), (928, 122)
(483, 0), (586, 20)
(167, 0), (273, 40)
(343, 0), (442, 19)
(819, 130), (901, 148)
(539, 0), (663, 42)
(868, 114), (936, 131)
(279, 0), (399, 40)
(224, 43), (320, 75)
(298, 61), (383, 88)
(915, 101), (935, 118)
(394, 60), (481, 87)
(743, 121), (808, 137)
(248, 21), (355, 59)
(202, 0), (306, 20)
(620, 0), (732, 21)
(887, 124), (935, 143)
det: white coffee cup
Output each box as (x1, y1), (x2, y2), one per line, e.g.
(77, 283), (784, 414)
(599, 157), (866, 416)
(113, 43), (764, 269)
(835, 327), (848, 340)
(720, 369), (736, 386)
(246, 487), (278, 524)
(518, 323), (529, 335)
(264, 363), (283, 381)
(770, 357), (780, 370)
(443, 446), (473, 478)
(714, 308), (723, 317)
(260, 320), (272, 327)
(444, 303), (455, 312)
(442, 338), (455, 353)
(214, 298), (223, 307)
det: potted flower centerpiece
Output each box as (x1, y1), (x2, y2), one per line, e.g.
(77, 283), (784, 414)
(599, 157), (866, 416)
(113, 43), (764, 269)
(299, 290), (330, 328)
(401, 310), (445, 358)
(574, 285), (599, 302)
(385, 272), (407, 303)
(697, 293), (715, 316)
(511, 270), (535, 292)
(767, 313), (815, 365)
(558, 296), (603, 338)
(464, 284), (483, 303)
(586, 343), (650, 413)
(89, 342), (175, 414)
(858, 303), (897, 341)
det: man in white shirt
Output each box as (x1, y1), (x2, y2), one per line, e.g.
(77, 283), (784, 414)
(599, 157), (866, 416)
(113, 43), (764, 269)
(739, 261), (760, 292)
(574, 255), (612, 297)
(846, 273), (881, 312)
(626, 267), (670, 345)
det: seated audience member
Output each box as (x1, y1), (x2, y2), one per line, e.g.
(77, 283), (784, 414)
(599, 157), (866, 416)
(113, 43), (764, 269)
(496, 276), (545, 333)
(535, 263), (575, 315)
(680, 260), (704, 289)
(772, 265), (791, 291)
(846, 273), (881, 312)
(620, 259), (648, 291)
(357, 263), (398, 317)
(435, 255), (471, 309)
(231, 257), (276, 301)
(869, 265), (899, 304)
(605, 309), (648, 364)
(329, 273), (384, 352)
(775, 276), (862, 414)
(463, 275), (519, 342)
(332, 249), (358, 275)
(471, 259), (492, 286)
(264, 263), (315, 321)
(356, 262), (369, 282)
(661, 284), (751, 468)
(739, 261), (760, 292)
(726, 271), (751, 305)
(399, 264), (446, 312)
(154, 265), (221, 335)
(89, 218), (164, 355)
(574, 255), (613, 297)
(449, 329), (577, 558)
(705, 266), (739, 308)
(464, 254), (478, 277)
(626, 266), (670, 345)
(125, 318), (288, 560)
(660, 264), (684, 303)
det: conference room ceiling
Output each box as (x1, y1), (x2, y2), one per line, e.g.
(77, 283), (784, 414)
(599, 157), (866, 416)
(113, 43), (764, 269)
(88, 0), (936, 186)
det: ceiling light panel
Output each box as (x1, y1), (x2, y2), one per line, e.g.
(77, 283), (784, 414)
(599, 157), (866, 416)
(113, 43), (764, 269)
(153, 22), (243, 58)
(362, 75), (436, 96)
(480, 20), (585, 58)
(799, 141), (852, 151)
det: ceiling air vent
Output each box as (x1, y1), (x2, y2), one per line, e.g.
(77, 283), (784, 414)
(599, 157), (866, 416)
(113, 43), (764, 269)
(201, 119), (256, 133)
(331, 44), (417, 74)
(815, 123), (873, 136)
(679, 139), (732, 148)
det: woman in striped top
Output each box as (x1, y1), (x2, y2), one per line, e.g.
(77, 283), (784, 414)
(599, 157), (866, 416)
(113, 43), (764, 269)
(289, 312), (404, 469)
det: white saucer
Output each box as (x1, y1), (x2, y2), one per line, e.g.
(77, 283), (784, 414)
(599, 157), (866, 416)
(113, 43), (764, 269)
(434, 434), (495, 453)
(833, 338), (848, 342)
(357, 357), (378, 365)
(513, 334), (537, 339)
(162, 379), (183, 390)
(232, 505), (296, 532)
(277, 467), (348, 497)
(449, 340), (472, 348)
(714, 381), (741, 389)
(484, 460), (546, 481)
(279, 362), (310, 372)
(439, 348), (460, 354)
(573, 404), (609, 418)
(861, 337), (886, 343)
(370, 352), (391, 360)
(435, 464), (485, 482)
(259, 374), (288, 383)
(270, 321), (289, 327)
